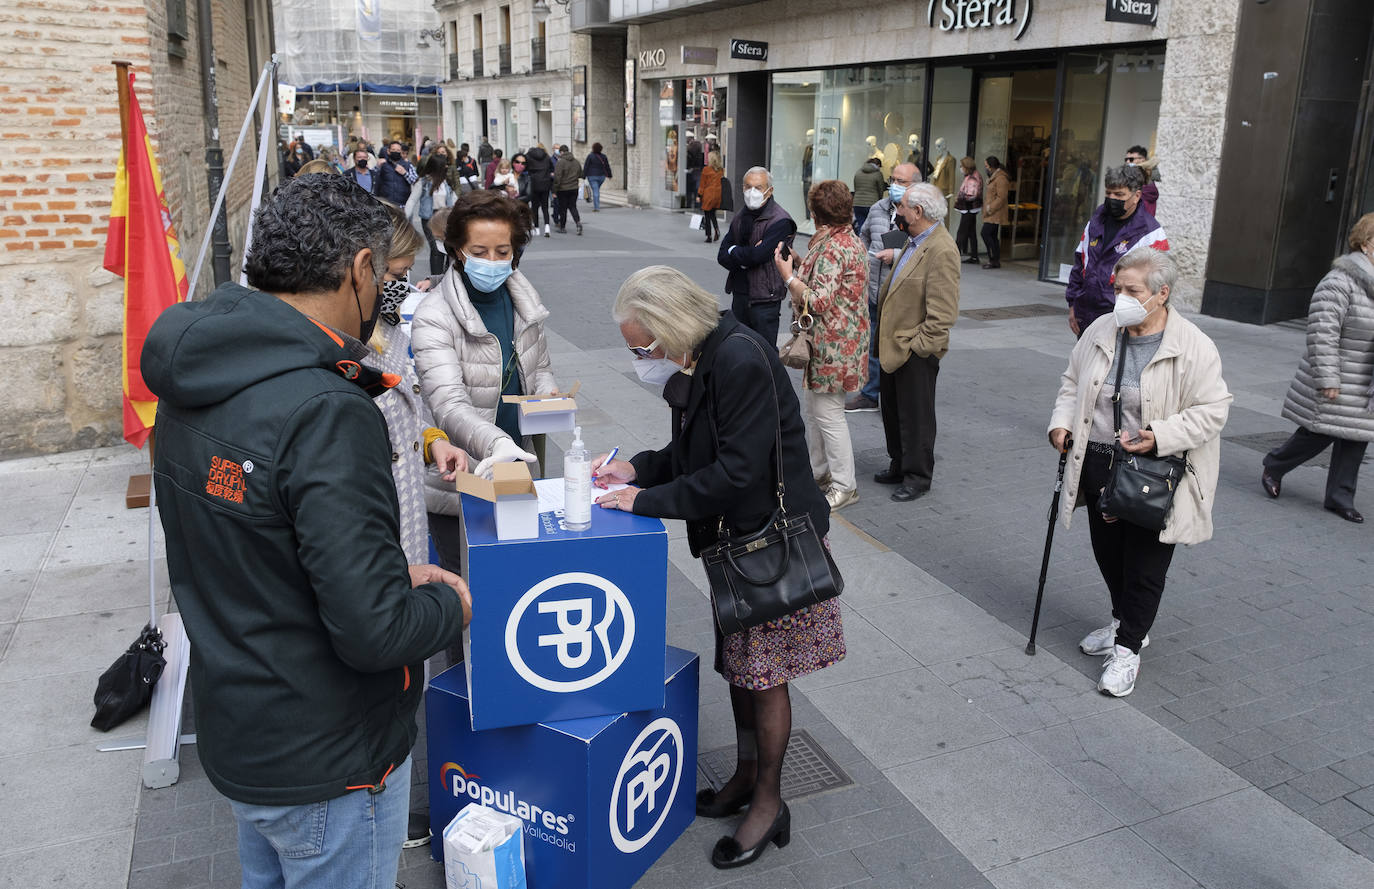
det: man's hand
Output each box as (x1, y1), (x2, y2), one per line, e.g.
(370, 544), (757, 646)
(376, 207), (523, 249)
(876, 248), (895, 264)
(393, 162), (406, 175)
(408, 564), (472, 626)
(1068, 310), (1081, 337)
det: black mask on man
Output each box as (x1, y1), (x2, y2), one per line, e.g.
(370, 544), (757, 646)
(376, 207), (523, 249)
(356, 158), (368, 169)
(894, 213), (910, 234)
(1106, 197), (1129, 220)
(388, 151), (403, 163)
(354, 271), (382, 343)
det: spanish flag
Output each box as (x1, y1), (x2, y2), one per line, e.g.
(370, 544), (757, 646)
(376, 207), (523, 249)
(103, 72), (189, 449)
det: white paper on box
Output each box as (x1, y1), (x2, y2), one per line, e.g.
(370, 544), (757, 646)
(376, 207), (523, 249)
(443, 804), (527, 889)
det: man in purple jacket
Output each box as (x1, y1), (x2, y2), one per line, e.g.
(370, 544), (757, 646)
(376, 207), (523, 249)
(1066, 164), (1168, 337)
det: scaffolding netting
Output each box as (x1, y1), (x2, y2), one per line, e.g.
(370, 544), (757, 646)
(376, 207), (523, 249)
(274, 0), (446, 90)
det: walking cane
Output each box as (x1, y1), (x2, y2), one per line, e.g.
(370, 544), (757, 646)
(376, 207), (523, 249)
(1026, 438), (1071, 655)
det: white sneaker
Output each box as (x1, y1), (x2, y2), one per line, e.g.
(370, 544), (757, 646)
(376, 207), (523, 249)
(1079, 618), (1148, 656)
(1097, 645), (1140, 697)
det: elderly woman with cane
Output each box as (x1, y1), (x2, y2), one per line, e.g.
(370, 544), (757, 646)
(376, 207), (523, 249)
(591, 266), (843, 871)
(1048, 247), (1231, 696)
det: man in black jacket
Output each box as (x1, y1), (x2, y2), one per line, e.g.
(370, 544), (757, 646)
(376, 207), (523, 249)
(718, 165), (796, 346)
(375, 139), (418, 205)
(142, 174), (470, 889)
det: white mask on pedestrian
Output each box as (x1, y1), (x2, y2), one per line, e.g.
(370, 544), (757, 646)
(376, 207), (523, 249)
(1112, 290), (1160, 328)
(632, 356), (681, 386)
(743, 187), (768, 211)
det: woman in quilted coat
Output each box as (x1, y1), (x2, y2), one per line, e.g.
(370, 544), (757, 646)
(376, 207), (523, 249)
(1261, 213), (1374, 523)
(773, 180), (870, 510)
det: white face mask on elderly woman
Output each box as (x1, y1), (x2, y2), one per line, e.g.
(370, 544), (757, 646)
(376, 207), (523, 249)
(1112, 290), (1159, 328)
(632, 356), (681, 386)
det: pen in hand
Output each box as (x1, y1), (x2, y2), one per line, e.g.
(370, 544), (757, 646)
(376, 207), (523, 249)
(593, 446), (619, 479)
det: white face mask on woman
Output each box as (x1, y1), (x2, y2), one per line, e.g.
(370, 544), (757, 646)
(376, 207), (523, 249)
(1112, 290), (1160, 328)
(632, 356), (681, 386)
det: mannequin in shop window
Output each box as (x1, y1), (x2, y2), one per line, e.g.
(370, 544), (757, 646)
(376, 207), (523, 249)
(929, 137), (956, 216)
(907, 134), (931, 180)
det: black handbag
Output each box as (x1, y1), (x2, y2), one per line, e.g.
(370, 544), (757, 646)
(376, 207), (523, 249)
(700, 336), (843, 636)
(1098, 328), (1188, 531)
(91, 623), (167, 731)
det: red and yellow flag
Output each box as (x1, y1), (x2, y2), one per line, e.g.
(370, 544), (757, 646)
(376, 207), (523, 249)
(103, 72), (189, 449)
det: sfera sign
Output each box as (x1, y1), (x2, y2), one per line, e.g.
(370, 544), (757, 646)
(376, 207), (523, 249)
(730, 38), (768, 62)
(927, 0), (1033, 41)
(1105, 0), (1158, 25)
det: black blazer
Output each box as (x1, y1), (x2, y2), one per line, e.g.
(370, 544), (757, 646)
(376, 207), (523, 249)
(630, 315), (829, 556)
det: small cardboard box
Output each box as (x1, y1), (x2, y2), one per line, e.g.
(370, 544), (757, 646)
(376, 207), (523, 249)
(453, 462), (539, 541)
(503, 381), (581, 435)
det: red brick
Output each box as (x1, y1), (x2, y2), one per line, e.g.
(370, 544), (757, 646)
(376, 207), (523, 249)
(73, 239), (98, 248)
(5, 242), (34, 251)
(38, 240), (66, 249)
(47, 200), (75, 210)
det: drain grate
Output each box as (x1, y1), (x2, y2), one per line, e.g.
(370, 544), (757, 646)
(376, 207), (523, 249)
(697, 729), (853, 800)
(960, 303), (1067, 322)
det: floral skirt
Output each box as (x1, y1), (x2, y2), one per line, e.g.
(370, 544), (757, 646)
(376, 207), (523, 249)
(714, 598), (846, 691)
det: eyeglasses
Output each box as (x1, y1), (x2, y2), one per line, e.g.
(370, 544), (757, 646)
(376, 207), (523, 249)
(627, 339), (660, 359)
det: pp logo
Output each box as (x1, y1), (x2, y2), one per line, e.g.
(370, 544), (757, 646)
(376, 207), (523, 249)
(609, 718), (683, 854)
(505, 572), (635, 693)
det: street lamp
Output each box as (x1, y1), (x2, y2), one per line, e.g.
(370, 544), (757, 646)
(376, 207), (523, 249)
(531, 0), (569, 23)
(418, 27), (445, 48)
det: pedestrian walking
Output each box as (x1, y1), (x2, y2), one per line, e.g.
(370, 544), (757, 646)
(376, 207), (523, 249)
(773, 180), (870, 511)
(524, 144), (554, 237)
(411, 190), (557, 568)
(1049, 247), (1231, 697)
(454, 149), (482, 192)
(1261, 213), (1374, 523)
(375, 140), (418, 205)
(346, 147), (377, 193)
(851, 157), (885, 232)
(849, 163), (918, 414)
(980, 157), (1008, 269)
(874, 183), (961, 502)
(482, 149), (503, 189)
(592, 265), (843, 872)
(718, 166), (797, 346)
(583, 141), (613, 211)
(140, 173), (471, 889)
(1066, 164), (1168, 336)
(477, 136), (494, 168)
(698, 150), (724, 243)
(552, 145), (584, 235)
(410, 153), (458, 277)
(954, 157), (983, 264)
(685, 131), (704, 209)
(1125, 145), (1160, 216)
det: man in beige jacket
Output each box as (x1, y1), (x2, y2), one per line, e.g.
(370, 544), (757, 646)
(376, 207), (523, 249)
(874, 183), (962, 501)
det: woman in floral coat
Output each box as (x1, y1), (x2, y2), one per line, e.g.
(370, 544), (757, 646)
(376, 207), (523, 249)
(774, 179), (870, 510)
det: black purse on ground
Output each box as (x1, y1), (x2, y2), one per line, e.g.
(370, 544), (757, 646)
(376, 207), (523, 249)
(700, 336), (844, 636)
(91, 623), (167, 731)
(1098, 328), (1188, 531)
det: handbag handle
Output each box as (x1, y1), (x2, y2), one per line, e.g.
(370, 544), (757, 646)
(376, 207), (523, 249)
(722, 520), (791, 586)
(732, 334), (788, 513)
(1111, 327), (1128, 442)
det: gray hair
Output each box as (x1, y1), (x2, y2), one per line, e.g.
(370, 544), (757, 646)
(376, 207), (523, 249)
(902, 182), (947, 222)
(612, 266), (721, 358)
(743, 166), (773, 190)
(1103, 164), (1147, 193)
(1113, 246), (1178, 299)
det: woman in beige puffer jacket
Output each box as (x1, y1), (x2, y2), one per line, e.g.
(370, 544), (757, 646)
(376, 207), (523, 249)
(1261, 213), (1374, 523)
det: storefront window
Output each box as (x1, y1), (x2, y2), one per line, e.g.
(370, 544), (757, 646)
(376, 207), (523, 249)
(770, 65), (926, 233)
(657, 80), (684, 209)
(1045, 54), (1111, 281)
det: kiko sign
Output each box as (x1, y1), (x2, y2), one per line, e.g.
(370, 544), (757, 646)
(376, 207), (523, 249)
(927, 0), (1033, 41)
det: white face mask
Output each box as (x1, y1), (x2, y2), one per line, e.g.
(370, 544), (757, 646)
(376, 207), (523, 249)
(1112, 291), (1159, 328)
(743, 187), (768, 211)
(632, 356), (681, 386)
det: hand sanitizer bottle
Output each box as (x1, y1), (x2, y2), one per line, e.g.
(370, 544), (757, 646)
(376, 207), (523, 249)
(563, 426), (592, 531)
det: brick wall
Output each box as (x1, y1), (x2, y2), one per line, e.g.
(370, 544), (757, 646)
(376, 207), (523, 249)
(0, 0), (264, 457)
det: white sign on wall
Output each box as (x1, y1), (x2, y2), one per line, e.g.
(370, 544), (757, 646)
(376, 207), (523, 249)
(926, 0), (1033, 41)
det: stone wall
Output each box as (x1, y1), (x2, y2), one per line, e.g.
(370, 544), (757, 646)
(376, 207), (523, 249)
(0, 0), (264, 457)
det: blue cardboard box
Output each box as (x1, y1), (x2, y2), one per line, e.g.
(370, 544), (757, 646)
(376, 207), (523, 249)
(428, 647), (700, 889)
(460, 493), (668, 729)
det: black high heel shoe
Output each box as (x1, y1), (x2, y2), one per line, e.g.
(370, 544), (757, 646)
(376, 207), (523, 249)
(710, 802), (790, 869)
(696, 787), (749, 818)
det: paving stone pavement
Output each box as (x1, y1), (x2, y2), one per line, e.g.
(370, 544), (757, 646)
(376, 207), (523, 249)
(5, 206), (1374, 888)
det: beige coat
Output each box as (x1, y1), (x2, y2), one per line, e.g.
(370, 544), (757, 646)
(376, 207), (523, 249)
(411, 269), (557, 460)
(1048, 309), (1233, 545)
(876, 224), (961, 370)
(983, 168), (1010, 226)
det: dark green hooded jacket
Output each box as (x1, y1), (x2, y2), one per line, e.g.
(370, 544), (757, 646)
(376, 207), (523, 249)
(142, 282), (464, 806)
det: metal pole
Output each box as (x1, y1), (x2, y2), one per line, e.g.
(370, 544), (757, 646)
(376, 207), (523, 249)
(196, 0), (232, 286)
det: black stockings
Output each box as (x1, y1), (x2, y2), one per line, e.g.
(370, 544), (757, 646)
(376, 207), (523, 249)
(721, 682), (791, 849)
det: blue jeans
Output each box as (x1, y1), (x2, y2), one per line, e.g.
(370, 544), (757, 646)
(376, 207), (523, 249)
(587, 175), (605, 210)
(861, 297), (880, 402)
(231, 756), (412, 889)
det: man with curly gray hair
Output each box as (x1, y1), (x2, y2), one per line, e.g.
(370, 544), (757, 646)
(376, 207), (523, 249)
(141, 173), (472, 889)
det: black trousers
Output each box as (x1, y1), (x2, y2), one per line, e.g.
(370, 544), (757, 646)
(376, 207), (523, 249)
(1080, 450), (1176, 653)
(555, 189), (581, 227)
(980, 222), (1001, 266)
(879, 352), (939, 490)
(955, 212), (979, 259)
(422, 224), (447, 277)
(853, 206), (870, 234)
(1263, 426), (1367, 510)
(530, 189), (551, 226)
(730, 292), (782, 347)
(702, 208), (720, 238)
(427, 512), (466, 665)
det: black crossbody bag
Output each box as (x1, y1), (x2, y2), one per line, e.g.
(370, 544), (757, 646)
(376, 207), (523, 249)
(1099, 328), (1188, 531)
(700, 336), (844, 635)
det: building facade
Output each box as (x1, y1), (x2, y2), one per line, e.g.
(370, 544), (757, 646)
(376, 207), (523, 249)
(596, 0), (1374, 320)
(0, 0), (274, 457)
(436, 0), (627, 197)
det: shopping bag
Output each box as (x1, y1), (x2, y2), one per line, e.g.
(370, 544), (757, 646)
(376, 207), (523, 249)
(689, 213), (704, 230)
(443, 804), (527, 889)
(582, 181), (591, 202)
